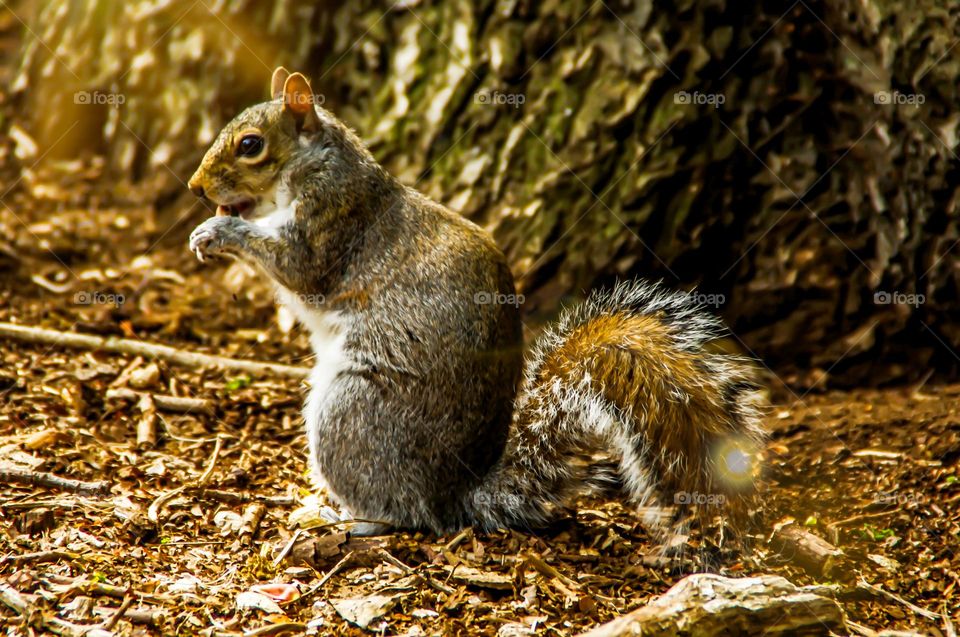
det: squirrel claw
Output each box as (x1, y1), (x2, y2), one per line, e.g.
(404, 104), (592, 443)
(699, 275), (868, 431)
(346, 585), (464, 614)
(189, 216), (240, 263)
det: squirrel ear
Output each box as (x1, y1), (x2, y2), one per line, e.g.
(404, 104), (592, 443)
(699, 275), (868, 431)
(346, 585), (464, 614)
(270, 66), (290, 100)
(282, 72), (320, 132)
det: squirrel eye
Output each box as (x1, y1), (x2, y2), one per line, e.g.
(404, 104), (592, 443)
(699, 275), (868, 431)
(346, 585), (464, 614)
(237, 134), (264, 157)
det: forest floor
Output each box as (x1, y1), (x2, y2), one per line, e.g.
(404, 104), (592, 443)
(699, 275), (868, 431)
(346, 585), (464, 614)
(0, 160), (958, 637)
(0, 11), (957, 626)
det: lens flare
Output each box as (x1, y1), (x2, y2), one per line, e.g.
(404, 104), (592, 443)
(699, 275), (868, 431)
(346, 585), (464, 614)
(712, 436), (759, 490)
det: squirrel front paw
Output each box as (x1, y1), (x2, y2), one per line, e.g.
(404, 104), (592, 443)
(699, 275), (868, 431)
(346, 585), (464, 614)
(188, 216), (245, 262)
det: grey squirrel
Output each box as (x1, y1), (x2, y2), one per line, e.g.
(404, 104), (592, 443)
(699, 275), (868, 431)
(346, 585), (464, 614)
(187, 68), (765, 535)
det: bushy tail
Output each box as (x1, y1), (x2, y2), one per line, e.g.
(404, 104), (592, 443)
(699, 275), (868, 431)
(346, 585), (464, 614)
(466, 280), (766, 531)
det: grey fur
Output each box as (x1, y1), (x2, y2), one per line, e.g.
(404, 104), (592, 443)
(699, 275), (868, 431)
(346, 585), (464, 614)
(188, 98), (766, 535)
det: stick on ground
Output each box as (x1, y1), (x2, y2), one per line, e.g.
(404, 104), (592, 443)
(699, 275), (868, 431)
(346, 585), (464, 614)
(135, 394), (158, 449)
(0, 322), (309, 379)
(0, 550), (79, 567)
(92, 605), (167, 628)
(0, 466), (111, 496)
(106, 387), (215, 415)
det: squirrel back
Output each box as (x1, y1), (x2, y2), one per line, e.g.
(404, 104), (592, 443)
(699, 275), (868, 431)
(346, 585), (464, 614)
(187, 68), (766, 536)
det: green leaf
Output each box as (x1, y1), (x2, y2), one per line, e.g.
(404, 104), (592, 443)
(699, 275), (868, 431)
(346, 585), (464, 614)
(225, 376), (251, 392)
(860, 523), (896, 541)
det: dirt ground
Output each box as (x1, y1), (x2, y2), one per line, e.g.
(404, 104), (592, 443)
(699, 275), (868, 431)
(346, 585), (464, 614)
(0, 152), (958, 637)
(0, 6), (958, 626)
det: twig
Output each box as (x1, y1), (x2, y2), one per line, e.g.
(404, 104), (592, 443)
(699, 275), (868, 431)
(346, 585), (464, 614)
(0, 466), (110, 496)
(908, 368), (936, 398)
(825, 510), (899, 544)
(273, 529), (304, 567)
(1, 550), (80, 566)
(856, 580), (941, 622)
(443, 529), (471, 553)
(0, 322), (310, 379)
(810, 582), (948, 629)
(243, 622), (307, 637)
(828, 510), (897, 528)
(147, 486), (188, 523)
(159, 541), (226, 547)
(846, 620), (878, 637)
(148, 435), (223, 523)
(197, 435), (224, 485)
(524, 553), (580, 590)
(524, 552), (581, 602)
(300, 550), (354, 602)
(136, 394), (158, 449)
(101, 596), (134, 631)
(1, 500), (84, 511)
(196, 489), (295, 507)
(42, 575), (172, 605)
(106, 387), (215, 415)
(92, 605), (167, 627)
(942, 602), (957, 637)
(378, 549), (455, 594)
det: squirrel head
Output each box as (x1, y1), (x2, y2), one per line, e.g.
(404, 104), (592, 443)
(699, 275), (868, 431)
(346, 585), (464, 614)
(188, 67), (371, 220)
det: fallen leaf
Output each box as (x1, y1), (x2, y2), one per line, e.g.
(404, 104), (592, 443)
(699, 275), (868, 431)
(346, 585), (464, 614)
(237, 591), (284, 614)
(250, 582), (301, 603)
(330, 593), (404, 629)
(445, 565), (513, 590)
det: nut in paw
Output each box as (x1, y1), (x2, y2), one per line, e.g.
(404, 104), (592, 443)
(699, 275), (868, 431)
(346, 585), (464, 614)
(189, 216), (243, 262)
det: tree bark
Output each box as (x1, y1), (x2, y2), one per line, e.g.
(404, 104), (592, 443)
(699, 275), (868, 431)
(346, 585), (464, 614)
(11, 0), (960, 386)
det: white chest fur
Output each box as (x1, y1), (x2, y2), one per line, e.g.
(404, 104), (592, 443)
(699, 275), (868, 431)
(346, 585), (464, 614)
(253, 186), (296, 236)
(274, 286), (350, 490)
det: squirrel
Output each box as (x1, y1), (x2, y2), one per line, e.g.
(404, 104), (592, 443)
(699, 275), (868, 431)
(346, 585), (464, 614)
(187, 67), (766, 536)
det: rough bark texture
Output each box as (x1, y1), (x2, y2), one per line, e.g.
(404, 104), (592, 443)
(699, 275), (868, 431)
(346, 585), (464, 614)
(771, 524), (846, 578)
(577, 574), (846, 636)
(11, 0), (960, 386)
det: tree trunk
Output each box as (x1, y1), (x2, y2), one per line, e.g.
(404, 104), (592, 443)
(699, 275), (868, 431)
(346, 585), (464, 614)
(11, 0), (960, 386)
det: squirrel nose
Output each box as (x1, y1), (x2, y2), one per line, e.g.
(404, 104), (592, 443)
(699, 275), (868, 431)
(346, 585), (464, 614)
(188, 175), (205, 199)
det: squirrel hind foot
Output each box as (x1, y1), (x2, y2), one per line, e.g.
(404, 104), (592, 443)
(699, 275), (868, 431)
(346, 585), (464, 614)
(344, 520), (393, 537)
